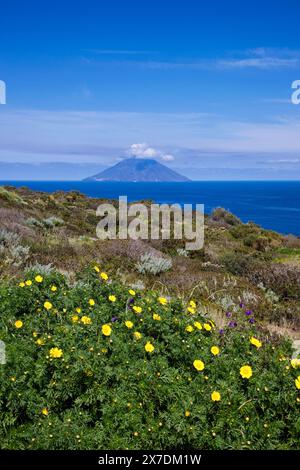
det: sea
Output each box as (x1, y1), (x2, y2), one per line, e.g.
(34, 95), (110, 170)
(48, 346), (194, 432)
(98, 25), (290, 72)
(1, 180), (300, 236)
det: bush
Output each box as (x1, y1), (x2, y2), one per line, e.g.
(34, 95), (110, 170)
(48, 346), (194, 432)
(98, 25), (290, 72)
(26, 217), (44, 228)
(220, 252), (251, 276)
(283, 235), (300, 249)
(9, 245), (30, 267)
(43, 216), (65, 228)
(211, 208), (241, 226)
(136, 253), (172, 275)
(0, 229), (30, 267)
(0, 186), (25, 205)
(0, 266), (299, 450)
(176, 248), (189, 257)
(0, 228), (20, 247)
(247, 264), (300, 301)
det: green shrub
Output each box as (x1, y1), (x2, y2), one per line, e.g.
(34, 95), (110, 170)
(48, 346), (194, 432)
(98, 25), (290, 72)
(211, 208), (241, 226)
(0, 187), (25, 205)
(0, 266), (299, 450)
(26, 217), (44, 229)
(220, 252), (251, 276)
(43, 216), (65, 228)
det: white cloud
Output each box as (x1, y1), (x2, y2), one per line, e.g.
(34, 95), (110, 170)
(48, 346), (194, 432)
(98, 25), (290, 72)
(129, 143), (175, 161)
(266, 158), (300, 164)
(161, 154), (175, 161)
(85, 47), (300, 71)
(217, 57), (299, 69)
(129, 143), (158, 157)
(142, 55), (300, 71)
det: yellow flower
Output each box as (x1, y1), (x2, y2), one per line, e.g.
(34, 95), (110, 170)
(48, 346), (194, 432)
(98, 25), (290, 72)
(41, 408), (49, 416)
(211, 391), (221, 402)
(250, 336), (262, 349)
(14, 320), (23, 329)
(102, 324), (112, 336)
(49, 347), (63, 358)
(88, 299), (95, 306)
(193, 360), (205, 371)
(94, 265), (100, 273)
(134, 331), (142, 340)
(71, 315), (79, 323)
(240, 365), (253, 379)
(194, 321), (202, 330)
(186, 325), (194, 333)
(36, 338), (45, 346)
(211, 346), (220, 356)
(100, 272), (108, 280)
(35, 275), (43, 283)
(158, 297), (168, 305)
(81, 316), (92, 325)
(133, 306), (142, 314)
(145, 342), (155, 353)
(203, 323), (212, 331)
(25, 280), (32, 286)
(153, 313), (161, 321)
(32, 331), (38, 338)
(76, 308), (81, 314)
(187, 307), (195, 314)
(185, 410), (191, 417)
(51, 285), (57, 292)
(291, 358), (300, 369)
(109, 295), (116, 302)
(44, 301), (53, 310)
(295, 376), (300, 389)
(129, 289), (136, 296)
(125, 320), (134, 329)
(189, 300), (196, 308)
(19, 282), (25, 287)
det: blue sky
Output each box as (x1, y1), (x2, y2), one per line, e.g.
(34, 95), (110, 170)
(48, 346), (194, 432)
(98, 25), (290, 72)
(1, 0), (300, 179)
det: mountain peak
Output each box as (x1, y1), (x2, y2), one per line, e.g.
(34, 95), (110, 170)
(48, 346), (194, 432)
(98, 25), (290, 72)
(84, 158), (190, 182)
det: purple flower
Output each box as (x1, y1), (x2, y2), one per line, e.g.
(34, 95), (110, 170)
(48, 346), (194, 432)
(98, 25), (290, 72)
(245, 310), (252, 316)
(219, 329), (225, 335)
(249, 318), (255, 324)
(228, 321), (237, 328)
(111, 316), (118, 323)
(239, 302), (245, 308)
(128, 298), (134, 304)
(226, 311), (232, 318)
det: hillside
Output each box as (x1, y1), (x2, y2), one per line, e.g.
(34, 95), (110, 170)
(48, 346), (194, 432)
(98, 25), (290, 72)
(84, 157), (190, 182)
(0, 185), (299, 335)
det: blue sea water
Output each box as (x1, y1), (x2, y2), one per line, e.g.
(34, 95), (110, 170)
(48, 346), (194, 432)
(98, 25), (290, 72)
(1, 180), (300, 236)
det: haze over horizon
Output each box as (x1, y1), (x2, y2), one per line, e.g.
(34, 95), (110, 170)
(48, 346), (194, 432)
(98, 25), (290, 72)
(1, 0), (300, 180)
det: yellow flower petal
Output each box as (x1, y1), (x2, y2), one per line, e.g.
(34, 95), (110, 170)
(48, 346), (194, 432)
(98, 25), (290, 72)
(102, 324), (112, 336)
(193, 360), (205, 371)
(240, 365), (253, 379)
